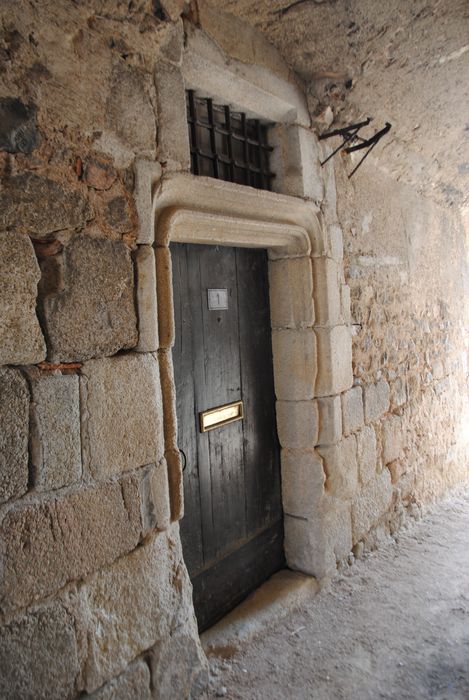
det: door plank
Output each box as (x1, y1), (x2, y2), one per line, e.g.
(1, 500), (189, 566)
(171, 244), (204, 574)
(196, 245), (246, 562)
(185, 244), (214, 571)
(236, 248), (281, 533)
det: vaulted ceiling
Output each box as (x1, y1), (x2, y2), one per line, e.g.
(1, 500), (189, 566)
(213, 0), (469, 210)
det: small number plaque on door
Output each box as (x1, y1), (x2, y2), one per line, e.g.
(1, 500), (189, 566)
(199, 401), (243, 432)
(208, 288), (228, 310)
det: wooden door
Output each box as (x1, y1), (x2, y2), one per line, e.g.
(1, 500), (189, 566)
(171, 242), (284, 631)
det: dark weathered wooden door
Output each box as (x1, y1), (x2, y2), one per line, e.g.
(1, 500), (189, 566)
(171, 242), (284, 631)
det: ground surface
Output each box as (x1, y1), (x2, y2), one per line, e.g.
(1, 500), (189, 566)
(206, 492), (469, 699)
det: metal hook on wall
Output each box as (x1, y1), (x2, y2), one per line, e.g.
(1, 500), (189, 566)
(318, 118), (392, 177)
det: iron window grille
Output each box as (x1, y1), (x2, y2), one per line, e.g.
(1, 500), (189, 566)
(186, 90), (275, 191)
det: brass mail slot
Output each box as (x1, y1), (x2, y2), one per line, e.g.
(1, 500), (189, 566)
(199, 401), (244, 433)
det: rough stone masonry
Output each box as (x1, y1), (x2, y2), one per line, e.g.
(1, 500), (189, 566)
(0, 2), (209, 697)
(0, 0), (468, 698)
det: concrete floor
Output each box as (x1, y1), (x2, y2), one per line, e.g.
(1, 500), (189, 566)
(206, 491), (469, 700)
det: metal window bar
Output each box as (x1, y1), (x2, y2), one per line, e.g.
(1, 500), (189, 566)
(187, 90), (200, 175)
(224, 104), (235, 182)
(186, 90), (275, 191)
(256, 119), (264, 190)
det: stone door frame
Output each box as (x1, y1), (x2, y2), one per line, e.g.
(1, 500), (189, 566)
(133, 27), (355, 586)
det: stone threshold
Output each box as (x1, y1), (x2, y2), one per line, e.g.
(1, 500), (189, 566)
(201, 569), (318, 658)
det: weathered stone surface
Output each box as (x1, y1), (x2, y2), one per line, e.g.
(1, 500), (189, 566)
(328, 223), (344, 261)
(158, 21), (185, 64)
(0, 368), (29, 504)
(0, 172), (92, 237)
(165, 448), (184, 523)
(0, 232), (46, 364)
(106, 63), (157, 157)
(158, 0), (186, 22)
(340, 283), (351, 323)
(351, 469), (393, 543)
(298, 126), (324, 202)
(341, 386), (364, 436)
(317, 394), (342, 445)
(155, 246), (174, 349)
(0, 601), (80, 700)
(84, 158), (117, 191)
(135, 245), (158, 352)
(0, 97), (39, 154)
(284, 508), (335, 579)
(154, 61), (190, 169)
(138, 461), (171, 535)
(356, 425), (378, 485)
(315, 326), (353, 397)
(272, 329), (317, 401)
(103, 195), (133, 234)
(92, 131), (134, 170)
(363, 378), (390, 424)
(433, 359), (445, 381)
(134, 159), (162, 245)
(156, 349), (177, 449)
(318, 435), (358, 500)
(157, 348), (183, 522)
(196, 0), (295, 87)
(150, 621), (209, 700)
(268, 257), (314, 329)
(382, 414), (405, 464)
(270, 124), (323, 202)
(40, 235), (137, 362)
(82, 527), (198, 692)
(388, 459), (405, 485)
(35, 239), (64, 303)
(281, 448), (325, 517)
(390, 376), (407, 408)
(276, 400), (319, 449)
(0, 477), (142, 614)
(80, 354), (164, 479)
(312, 257), (342, 326)
(321, 155), (338, 229)
(30, 373), (81, 491)
(89, 660), (151, 700)
(284, 492), (352, 579)
(323, 497), (353, 564)
(284, 513), (327, 577)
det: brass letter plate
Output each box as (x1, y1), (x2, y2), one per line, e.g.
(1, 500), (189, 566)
(199, 401), (244, 433)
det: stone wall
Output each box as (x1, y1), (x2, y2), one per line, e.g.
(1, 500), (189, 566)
(0, 1), (208, 697)
(334, 159), (469, 553)
(279, 127), (468, 574)
(0, 0), (468, 695)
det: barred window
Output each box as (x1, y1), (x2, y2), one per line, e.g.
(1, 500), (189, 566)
(186, 90), (275, 191)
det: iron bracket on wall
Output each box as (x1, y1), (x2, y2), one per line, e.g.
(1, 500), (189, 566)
(319, 118), (392, 178)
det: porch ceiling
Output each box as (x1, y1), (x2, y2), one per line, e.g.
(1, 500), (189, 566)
(211, 0), (469, 209)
